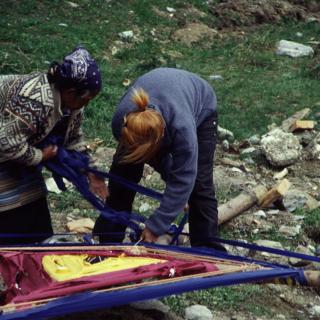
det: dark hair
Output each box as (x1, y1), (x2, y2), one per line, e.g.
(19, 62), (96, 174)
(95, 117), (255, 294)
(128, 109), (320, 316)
(47, 62), (90, 96)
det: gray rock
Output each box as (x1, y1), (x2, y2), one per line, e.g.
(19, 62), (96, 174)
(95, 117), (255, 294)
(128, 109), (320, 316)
(131, 299), (170, 314)
(273, 168), (288, 180)
(218, 126), (234, 142)
(185, 305), (213, 320)
(282, 190), (308, 212)
(279, 225), (301, 237)
(166, 7), (176, 13)
(261, 128), (302, 167)
(304, 133), (320, 160)
(208, 75), (223, 81)
(276, 40), (314, 58)
(253, 210), (267, 218)
(310, 305), (320, 317)
(248, 134), (260, 145)
(222, 139), (229, 151)
(295, 130), (316, 146)
(254, 240), (283, 250)
(118, 30), (134, 40)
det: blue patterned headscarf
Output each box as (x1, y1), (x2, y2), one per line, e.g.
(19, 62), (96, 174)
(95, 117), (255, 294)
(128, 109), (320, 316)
(60, 46), (102, 92)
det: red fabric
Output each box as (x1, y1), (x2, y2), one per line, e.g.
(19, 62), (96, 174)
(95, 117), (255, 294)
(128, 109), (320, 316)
(0, 250), (218, 304)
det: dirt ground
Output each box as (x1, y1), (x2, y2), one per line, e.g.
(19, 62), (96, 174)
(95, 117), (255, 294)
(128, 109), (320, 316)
(49, 1), (320, 319)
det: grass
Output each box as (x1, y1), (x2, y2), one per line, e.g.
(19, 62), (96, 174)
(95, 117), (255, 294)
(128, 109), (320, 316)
(1, 0), (320, 316)
(303, 208), (320, 243)
(163, 285), (272, 317)
(1, 1), (320, 141)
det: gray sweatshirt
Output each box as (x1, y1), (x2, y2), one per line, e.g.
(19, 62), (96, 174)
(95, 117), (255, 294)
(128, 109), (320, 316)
(112, 68), (217, 236)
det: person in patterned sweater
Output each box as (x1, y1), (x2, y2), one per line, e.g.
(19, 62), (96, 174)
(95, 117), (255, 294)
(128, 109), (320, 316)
(0, 47), (108, 244)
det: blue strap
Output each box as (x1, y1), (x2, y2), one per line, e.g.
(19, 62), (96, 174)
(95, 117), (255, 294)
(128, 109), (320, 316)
(37, 136), (187, 240)
(210, 237), (320, 263)
(169, 212), (189, 245)
(40, 146), (144, 236)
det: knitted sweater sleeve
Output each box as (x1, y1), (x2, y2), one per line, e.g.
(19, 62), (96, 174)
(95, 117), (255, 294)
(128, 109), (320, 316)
(0, 106), (43, 166)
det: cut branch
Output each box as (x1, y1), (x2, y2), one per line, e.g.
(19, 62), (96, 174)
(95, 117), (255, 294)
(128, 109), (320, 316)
(259, 179), (290, 208)
(218, 185), (268, 225)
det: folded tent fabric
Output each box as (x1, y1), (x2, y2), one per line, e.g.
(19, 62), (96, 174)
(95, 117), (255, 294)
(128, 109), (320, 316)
(42, 254), (167, 281)
(0, 249), (219, 304)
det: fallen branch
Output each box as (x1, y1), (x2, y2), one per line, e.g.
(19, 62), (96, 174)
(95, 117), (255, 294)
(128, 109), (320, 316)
(289, 120), (315, 132)
(281, 108), (311, 132)
(218, 185), (267, 225)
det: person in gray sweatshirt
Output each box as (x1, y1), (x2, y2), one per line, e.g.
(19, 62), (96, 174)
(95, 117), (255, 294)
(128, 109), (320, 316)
(94, 67), (224, 250)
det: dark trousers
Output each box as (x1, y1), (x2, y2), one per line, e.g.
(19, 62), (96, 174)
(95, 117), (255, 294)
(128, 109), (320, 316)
(0, 197), (53, 245)
(189, 115), (218, 246)
(94, 115), (219, 246)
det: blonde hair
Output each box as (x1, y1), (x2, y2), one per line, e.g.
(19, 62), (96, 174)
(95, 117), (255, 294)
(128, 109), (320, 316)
(120, 88), (165, 164)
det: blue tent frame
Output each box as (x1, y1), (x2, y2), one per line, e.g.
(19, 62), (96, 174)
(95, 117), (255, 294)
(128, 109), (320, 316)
(0, 243), (309, 320)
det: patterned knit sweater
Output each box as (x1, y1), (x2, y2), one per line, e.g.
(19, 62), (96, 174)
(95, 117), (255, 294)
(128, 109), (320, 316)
(0, 73), (87, 212)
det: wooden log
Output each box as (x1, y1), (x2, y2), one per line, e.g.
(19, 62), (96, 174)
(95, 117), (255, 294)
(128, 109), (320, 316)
(289, 120), (315, 132)
(259, 179), (290, 208)
(218, 157), (243, 168)
(281, 108), (311, 132)
(218, 185), (268, 225)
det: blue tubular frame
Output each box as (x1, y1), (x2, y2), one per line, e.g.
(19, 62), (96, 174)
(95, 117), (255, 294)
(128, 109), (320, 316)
(0, 243), (308, 320)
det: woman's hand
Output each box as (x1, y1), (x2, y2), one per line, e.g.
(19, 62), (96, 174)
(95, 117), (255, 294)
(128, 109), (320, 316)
(87, 172), (109, 202)
(141, 227), (158, 243)
(41, 145), (58, 161)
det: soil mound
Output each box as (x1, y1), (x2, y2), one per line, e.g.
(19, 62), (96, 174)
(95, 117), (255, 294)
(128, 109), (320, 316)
(209, 0), (319, 28)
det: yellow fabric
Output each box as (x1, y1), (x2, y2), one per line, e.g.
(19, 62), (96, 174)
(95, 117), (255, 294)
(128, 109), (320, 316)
(42, 254), (166, 282)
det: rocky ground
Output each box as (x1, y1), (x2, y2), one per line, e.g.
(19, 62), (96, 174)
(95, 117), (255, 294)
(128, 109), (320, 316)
(49, 107), (320, 320)
(48, 1), (320, 319)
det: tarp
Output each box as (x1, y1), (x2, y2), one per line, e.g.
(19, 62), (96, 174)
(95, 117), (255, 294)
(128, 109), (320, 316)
(0, 247), (218, 304)
(0, 244), (307, 320)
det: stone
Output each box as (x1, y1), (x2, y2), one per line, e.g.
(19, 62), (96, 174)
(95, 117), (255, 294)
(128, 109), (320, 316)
(166, 7), (176, 13)
(131, 299), (170, 314)
(253, 210), (267, 218)
(304, 133), (320, 160)
(267, 209), (280, 215)
(222, 139), (229, 151)
(185, 305), (213, 320)
(276, 40), (314, 58)
(218, 126), (234, 142)
(310, 305), (320, 317)
(208, 75), (223, 81)
(282, 190), (308, 212)
(254, 240), (283, 250)
(273, 168), (288, 180)
(248, 134), (260, 145)
(261, 128), (302, 167)
(118, 30), (134, 40)
(240, 147), (257, 155)
(279, 225), (301, 237)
